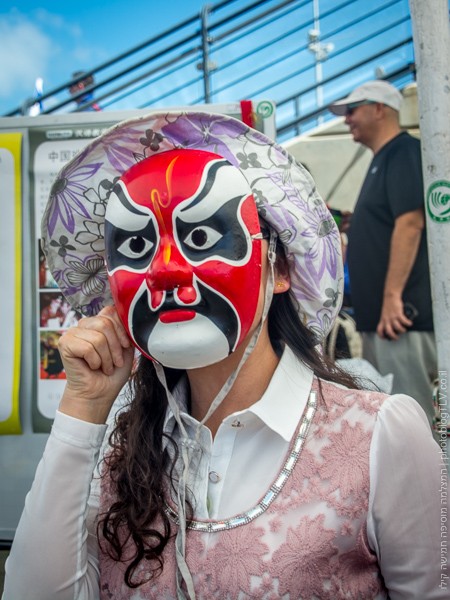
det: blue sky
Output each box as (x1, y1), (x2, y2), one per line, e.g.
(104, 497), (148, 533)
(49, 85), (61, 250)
(0, 0), (207, 114)
(0, 0), (430, 122)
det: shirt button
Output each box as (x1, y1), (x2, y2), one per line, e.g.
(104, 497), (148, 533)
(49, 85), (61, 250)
(209, 471), (221, 483)
(231, 419), (243, 428)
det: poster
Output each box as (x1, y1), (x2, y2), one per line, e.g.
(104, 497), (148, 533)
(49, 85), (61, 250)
(0, 133), (22, 434)
(30, 124), (112, 431)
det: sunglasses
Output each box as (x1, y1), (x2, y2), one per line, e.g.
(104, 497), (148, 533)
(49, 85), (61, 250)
(345, 100), (376, 116)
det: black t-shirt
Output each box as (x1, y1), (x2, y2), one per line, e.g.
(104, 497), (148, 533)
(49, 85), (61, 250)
(347, 132), (433, 332)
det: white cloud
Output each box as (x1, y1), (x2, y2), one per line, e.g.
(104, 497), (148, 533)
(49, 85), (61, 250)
(0, 12), (53, 100)
(35, 8), (82, 38)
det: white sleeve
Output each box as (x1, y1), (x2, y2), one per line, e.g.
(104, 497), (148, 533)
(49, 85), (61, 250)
(367, 394), (448, 599)
(2, 411), (107, 600)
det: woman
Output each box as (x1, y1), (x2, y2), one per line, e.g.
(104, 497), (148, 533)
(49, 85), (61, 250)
(3, 112), (444, 599)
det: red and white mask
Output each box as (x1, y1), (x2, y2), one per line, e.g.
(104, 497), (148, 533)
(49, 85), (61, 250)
(105, 149), (262, 369)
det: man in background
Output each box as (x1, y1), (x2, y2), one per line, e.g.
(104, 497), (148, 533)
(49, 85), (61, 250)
(328, 80), (436, 427)
(68, 71), (101, 111)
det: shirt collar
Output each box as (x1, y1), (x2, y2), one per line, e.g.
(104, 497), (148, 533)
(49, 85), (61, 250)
(245, 345), (314, 441)
(163, 345), (314, 442)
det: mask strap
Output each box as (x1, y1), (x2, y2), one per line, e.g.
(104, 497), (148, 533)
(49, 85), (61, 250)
(154, 363), (197, 599)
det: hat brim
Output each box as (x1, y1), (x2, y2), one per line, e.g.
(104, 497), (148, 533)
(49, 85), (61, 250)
(328, 102), (349, 116)
(41, 111), (343, 340)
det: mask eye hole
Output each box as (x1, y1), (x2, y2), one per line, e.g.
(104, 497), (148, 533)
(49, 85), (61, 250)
(184, 226), (222, 251)
(117, 236), (154, 259)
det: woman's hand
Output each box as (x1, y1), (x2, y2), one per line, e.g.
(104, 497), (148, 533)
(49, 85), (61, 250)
(58, 305), (135, 424)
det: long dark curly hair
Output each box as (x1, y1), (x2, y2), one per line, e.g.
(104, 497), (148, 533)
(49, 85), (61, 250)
(98, 251), (360, 588)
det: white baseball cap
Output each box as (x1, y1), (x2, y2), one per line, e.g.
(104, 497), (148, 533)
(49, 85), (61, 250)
(328, 80), (403, 116)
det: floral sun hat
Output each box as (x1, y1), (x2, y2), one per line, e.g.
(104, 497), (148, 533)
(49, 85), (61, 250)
(41, 111), (343, 341)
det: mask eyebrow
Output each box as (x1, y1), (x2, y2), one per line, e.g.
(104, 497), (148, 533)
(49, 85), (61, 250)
(179, 160), (251, 224)
(106, 181), (152, 232)
(180, 159), (229, 214)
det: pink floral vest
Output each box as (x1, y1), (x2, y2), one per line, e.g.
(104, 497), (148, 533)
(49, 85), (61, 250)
(99, 381), (388, 599)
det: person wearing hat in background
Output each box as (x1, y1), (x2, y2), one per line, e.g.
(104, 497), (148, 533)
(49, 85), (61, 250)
(329, 80), (437, 430)
(68, 70), (102, 111)
(3, 112), (445, 599)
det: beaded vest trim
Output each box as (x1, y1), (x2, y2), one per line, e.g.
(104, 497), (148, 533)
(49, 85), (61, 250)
(164, 390), (317, 533)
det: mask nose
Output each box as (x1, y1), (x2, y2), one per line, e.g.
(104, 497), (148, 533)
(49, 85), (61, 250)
(146, 237), (197, 307)
(146, 238), (192, 289)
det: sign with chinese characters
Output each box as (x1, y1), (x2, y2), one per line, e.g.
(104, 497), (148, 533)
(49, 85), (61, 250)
(30, 125), (113, 432)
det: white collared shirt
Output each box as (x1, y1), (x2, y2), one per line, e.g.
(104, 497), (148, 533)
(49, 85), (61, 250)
(3, 346), (446, 599)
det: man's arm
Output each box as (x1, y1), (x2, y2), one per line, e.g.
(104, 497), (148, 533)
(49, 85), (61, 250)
(376, 208), (424, 340)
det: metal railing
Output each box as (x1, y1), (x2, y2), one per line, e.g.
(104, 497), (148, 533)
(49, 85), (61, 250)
(5, 0), (418, 138)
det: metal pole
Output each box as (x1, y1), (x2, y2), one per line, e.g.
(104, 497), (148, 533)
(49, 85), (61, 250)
(200, 5), (213, 103)
(308, 0), (333, 125)
(312, 0), (324, 121)
(409, 0), (450, 427)
(295, 96), (301, 136)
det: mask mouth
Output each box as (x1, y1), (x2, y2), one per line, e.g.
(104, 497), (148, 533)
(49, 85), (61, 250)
(152, 293), (199, 324)
(130, 281), (240, 366)
(159, 309), (196, 324)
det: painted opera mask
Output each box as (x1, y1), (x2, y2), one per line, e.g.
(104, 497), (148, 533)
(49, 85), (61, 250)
(105, 148), (263, 369)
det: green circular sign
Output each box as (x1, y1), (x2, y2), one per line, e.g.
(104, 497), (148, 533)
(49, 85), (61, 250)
(256, 101), (274, 118)
(426, 180), (450, 222)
